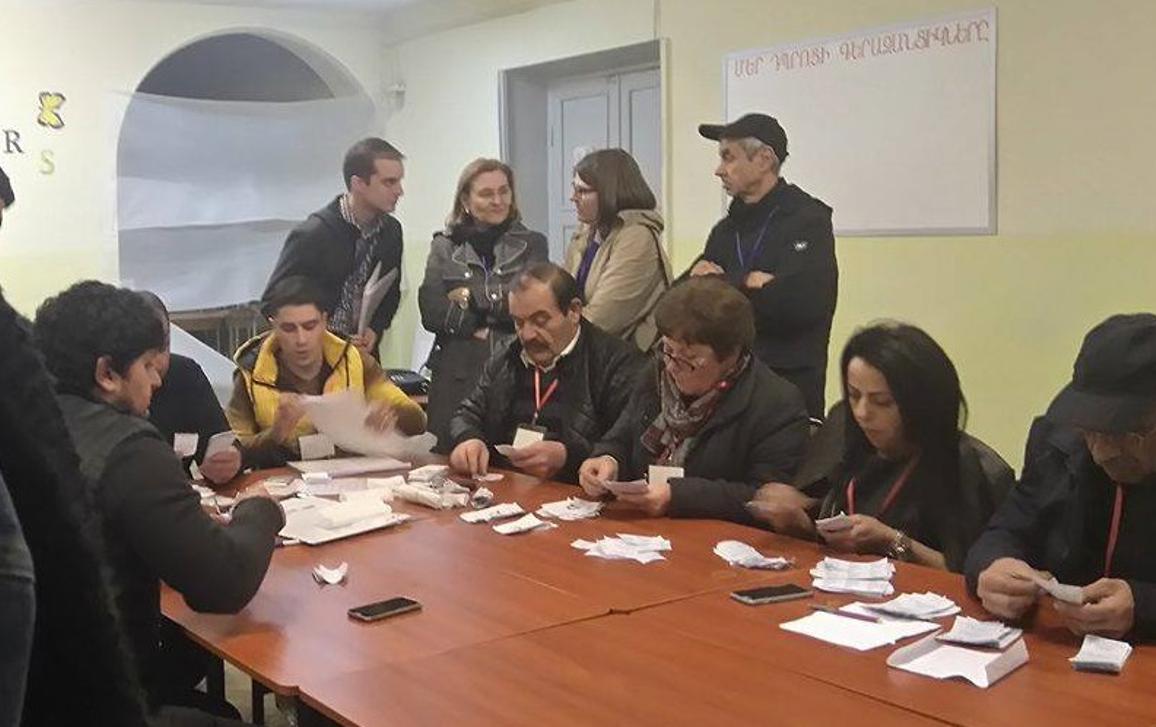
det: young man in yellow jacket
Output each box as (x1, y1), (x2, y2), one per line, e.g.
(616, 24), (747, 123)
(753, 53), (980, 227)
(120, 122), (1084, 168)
(228, 276), (425, 467)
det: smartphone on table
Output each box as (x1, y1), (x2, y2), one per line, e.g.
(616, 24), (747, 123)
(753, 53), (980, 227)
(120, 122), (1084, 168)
(730, 584), (812, 606)
(347, 596), (422, 622)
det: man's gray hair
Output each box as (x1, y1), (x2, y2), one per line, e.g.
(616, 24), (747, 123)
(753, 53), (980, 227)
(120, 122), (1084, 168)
(734, 136), (779, 166)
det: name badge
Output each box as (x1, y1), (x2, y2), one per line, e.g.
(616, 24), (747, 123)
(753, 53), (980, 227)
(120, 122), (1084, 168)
(648, 465), (685, 489)
(512, 425), (546, 449)
(173, 433), (199, 459)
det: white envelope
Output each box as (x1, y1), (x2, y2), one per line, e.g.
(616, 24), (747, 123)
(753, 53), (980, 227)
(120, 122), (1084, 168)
(887, 630), (1029, 688)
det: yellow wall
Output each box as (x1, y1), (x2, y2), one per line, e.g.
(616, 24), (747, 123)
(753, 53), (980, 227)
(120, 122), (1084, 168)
(386, 0), (1156, 468)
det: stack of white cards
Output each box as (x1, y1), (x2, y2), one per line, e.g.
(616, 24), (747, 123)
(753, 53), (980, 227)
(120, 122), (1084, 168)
(866, 592), (960, 620)
(810, 557), (896, 597)
(572, 534), (672, 564)
(1070, 635), (1133, 674)
(536, 498), (603, 521)
(937, 616), (1022, 650)
(460, 502), (525, 523)
(492, 513), (556, 535)
(713, 540), (792, 570)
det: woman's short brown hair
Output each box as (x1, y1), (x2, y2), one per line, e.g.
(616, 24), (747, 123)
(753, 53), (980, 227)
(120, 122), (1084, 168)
(447, 158), (520, 229)
(654, 276), (755, 359)
(574, 148), (656, 232)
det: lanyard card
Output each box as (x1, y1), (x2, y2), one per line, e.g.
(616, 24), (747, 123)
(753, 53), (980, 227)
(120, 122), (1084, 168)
(648, 465), (684, 489)
(512, 425), (546, 449)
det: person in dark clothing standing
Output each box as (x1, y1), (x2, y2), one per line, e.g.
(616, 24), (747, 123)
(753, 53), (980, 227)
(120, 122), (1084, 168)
(33, 281), (284, 718)
(967, 314), (1156, 641)
(138, 291), (241, 487)
(689, 113), (837, 419)
(264, 137), (406, 359)
(0, 163), (13, 230)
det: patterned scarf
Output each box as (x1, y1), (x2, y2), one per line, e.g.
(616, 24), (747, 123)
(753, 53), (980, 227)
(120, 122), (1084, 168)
(331, 194), (385, 335)
(641, 351), (751, 466)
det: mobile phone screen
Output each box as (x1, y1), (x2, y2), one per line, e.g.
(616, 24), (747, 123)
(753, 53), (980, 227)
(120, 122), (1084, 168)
(348, 597), (422, 621)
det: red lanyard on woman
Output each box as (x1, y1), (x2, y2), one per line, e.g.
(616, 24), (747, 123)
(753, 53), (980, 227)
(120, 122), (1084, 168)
(532, 370), (559, 426)
(846, 456), (920, 517)
(1104, 484), (1125, 578)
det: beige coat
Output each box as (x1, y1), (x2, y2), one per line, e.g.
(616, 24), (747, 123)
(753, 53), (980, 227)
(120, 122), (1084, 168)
(563, 209), (669, 350)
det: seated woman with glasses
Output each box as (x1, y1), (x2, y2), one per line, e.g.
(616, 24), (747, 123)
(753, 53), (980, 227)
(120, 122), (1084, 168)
(578, 276), (809, 521)
(748, 322), (1013, 572)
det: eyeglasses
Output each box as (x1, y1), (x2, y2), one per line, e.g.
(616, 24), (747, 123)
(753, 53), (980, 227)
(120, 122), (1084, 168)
(655, 339), (705, 372)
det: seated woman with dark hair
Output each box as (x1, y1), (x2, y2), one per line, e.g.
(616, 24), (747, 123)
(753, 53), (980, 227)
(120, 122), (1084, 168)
(578, 276), (809, 521)
(750, 322), (1013, 572)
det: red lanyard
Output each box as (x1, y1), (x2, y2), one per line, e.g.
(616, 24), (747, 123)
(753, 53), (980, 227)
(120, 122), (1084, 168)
(532, 369), (559, 425)
(846, 456), (920, 517)
(1104, 484), (1125, 578)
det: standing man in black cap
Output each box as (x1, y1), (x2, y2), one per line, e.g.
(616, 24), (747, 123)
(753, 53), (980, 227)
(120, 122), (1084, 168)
(0, 163), (13, 229)
(690, 113), (837, 419)
(966, 314), (1156, 641)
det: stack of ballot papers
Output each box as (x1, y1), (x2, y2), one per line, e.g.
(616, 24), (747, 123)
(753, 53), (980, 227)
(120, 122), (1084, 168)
(393, 481), (470, 510)
(460, 502), (525, 523)
(536, 498), (603, 521)
(572, 534), (671, 564)
(302, 475), (404, 499)
(810, 557), (896, 597)
(279, 496), (409, 545)
(713, 540), (792, 570)
(1070, 635), (1133, 674)
(492, 513), (556, 535)
(936, 616), (1022, 649)
(865, 592), (960, 620)
(289, 456), (411, 478)
(887, 630), (1029, 688)
(781, 604), (940, 651)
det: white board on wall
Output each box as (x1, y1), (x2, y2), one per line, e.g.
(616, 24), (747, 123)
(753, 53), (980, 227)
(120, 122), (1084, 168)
(724, 8), (996, 236)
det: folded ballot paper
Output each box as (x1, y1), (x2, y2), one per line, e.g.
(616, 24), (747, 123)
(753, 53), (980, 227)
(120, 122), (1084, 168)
(865, 592), (960, 620)
(937, 616), (1022, 650)
(279, 496), (410, 545)
(492, 513), (556, 535)
(536, 498), (603, 521)
(460, 502), (525, 524)
(1070, 635), (1133, 674)
(572, 534), (671, 564)
(393, 482), (470, 510)
(780, 604), (940, 651)
(299, 390), (437, 459)
(887, 630), (1029, 688)
(312, 562), (348, 586)
(811, 557), (896, 597)
(714, 540), (792, 570)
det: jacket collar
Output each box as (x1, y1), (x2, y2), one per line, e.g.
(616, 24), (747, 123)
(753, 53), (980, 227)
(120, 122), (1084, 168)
(243, 330), (352, 388)
(448, 222), (530, 271)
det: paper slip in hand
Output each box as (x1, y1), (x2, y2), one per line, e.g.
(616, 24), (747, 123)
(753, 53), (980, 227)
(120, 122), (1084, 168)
(648, 465), (684, 488)
(536, 498), (602, 521)
(865, 592), (960, 620)
(810, 557), (895, 581)
(815, 512), (853, 532)
(1070, 634), (1133, 674)
(173, 433), (199, 458)
(312, 562), (348, 586)
(203, 431), (237, 459)
(512, 427), (546, 448)
(887, 631), (1029, 688)
(604, 479), (649, 495)
(781, 608), (938, 651)
(495, 444), (518, 458)
(460, 502), (525, 523)
(812, 578), (895, 598)
(299, 433), (336, 461)
(492, 513), (556, 535)
(714, 540), (792, 570)
(1031, 574), (1085, 605)
(937, 616), (1022, 650)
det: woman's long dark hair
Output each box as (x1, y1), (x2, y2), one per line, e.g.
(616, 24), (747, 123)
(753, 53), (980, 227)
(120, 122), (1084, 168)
(0, 291), (149, 725)
(839, 322), (967, 532)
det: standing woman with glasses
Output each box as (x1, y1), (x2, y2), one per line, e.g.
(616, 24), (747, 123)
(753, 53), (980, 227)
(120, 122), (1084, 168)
(578, 276), (809, 521)
(563, 149), (670, 350)
(420, 159), (548, 446)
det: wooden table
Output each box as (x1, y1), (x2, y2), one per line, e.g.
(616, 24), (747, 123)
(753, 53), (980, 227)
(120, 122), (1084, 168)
(297, 613), (948, 727)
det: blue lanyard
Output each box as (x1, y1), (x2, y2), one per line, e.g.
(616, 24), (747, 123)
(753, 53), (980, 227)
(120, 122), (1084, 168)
(734, 209), (777, 273)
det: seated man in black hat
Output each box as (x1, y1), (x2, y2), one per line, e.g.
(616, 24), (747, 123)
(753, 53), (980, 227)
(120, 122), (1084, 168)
(966, 314), (1156, 640)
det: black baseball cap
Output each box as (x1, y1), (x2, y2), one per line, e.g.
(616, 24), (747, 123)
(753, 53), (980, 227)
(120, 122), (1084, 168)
(0, 165), (13, 207)
(698, 113), (788, 163)
(1046, 313), (1156, 433)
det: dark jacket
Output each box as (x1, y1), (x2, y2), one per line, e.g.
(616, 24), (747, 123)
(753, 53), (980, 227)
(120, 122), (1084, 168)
(419, 221), (548, 445)
(264, 195), (403, 340)
(149, 354), (231, 477)
(965, 416), (1156, 640)
(806, 402), (1014, 572)
(448, 319), (644, 483)
(690, 179), (837, 417)
(57, 394), (284, 705)
(593, 357), (810, 523)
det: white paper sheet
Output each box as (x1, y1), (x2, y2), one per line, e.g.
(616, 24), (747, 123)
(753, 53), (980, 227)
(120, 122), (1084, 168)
(1070, 634), (1133, 674)
(937, 616), (1022, 650)
(780, 609), (939, 651)
(714, 540), (792, 570)
(279, 496), (410, 545)
(536, 498), (603, 521)
(492, 513), (556, 535)
(298, 433), (336, 461)
(289, 456), (411, 478)
(460, 503), (525, 524)
(888, 631), (1030, 688)
(299, 389), (436, 459)
(356, 264), (399, 334)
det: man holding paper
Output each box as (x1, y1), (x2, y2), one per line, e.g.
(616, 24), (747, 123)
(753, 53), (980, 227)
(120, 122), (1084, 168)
(447, 263), (642, 483)
(966, 315), (1156, 641)
(264, 138), (406, 359)
(228, 276), (426, 468)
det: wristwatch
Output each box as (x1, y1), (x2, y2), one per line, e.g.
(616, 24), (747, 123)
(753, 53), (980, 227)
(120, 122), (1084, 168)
(888, 529), (912, 561)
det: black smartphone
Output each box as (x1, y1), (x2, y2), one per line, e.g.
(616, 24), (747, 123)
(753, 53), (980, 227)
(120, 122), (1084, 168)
(347, 597), (422, 622)
(730, 584), (812, 606)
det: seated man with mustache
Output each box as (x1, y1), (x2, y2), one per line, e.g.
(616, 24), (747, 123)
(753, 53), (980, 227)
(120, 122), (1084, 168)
(447, 262), (643, 483)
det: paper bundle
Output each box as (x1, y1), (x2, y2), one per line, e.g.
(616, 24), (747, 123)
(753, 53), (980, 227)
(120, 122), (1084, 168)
(492, 513), (557, 535)
(460, 502), (525, 523)
(1070, 635), (1132, 674)
(536, 498), (603, 521)
(810, 557), (895, 597)
(937, 616), (1022, 650)
(713, 540), (792, 570)
(572, 533), (671, 564)
(865, 592), (960, 620)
